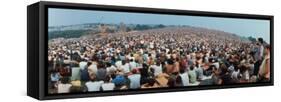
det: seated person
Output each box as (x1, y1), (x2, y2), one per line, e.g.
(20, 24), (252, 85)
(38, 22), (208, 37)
(188, 65), (197, 84)
(101, 75), (115, 91)
(179, 69), (189, 86)
(57, 77), (72, 93)
(128, 69), (141, 89)
(85, 78), (104, 92)
(112, 74), (128, 90)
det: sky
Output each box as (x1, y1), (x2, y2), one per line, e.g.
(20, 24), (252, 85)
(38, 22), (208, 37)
(48, 8), (270, 43)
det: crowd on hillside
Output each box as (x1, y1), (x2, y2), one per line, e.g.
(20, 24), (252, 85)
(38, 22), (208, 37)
(48, 27), (270, 94)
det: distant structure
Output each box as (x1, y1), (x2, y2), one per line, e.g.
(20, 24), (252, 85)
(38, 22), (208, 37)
(119, 22), (127, 34)
(99, 23), (108, 36)
(94, 17), (107, 37)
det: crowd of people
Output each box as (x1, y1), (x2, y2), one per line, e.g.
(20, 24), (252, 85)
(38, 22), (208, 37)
(48, 27), (270, 94)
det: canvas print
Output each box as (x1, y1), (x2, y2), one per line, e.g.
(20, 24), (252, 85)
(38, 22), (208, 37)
(47, 8), (271, 94)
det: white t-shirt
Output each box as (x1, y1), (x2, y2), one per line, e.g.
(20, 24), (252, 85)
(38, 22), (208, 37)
(120, 63), (130, 73)
(101, 83), (115, 91)
(179, 72), (189, 86)
(79, 61), (88, 70)
(58, 84), (72, 93)
(86, 81), (104, 92)
(151, 65), (162, 76)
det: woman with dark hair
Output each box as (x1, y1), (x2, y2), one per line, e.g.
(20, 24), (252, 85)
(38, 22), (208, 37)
(175, 75), (183, 87)
(167, 78), (176, 87)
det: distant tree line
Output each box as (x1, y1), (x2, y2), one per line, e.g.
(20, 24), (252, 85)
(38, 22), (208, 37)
(248, 36), (257, 42)
(48, 24), (167, 39)
(133, 24), (166, 31)
(48, 30), (90, 39)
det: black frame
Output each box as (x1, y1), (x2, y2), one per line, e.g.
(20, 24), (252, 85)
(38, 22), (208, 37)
(27, 1), (274, 100)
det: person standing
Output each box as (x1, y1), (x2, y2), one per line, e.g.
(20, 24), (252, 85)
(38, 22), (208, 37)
(253, 38), (265, 75)
(258, 45), (270, 82)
